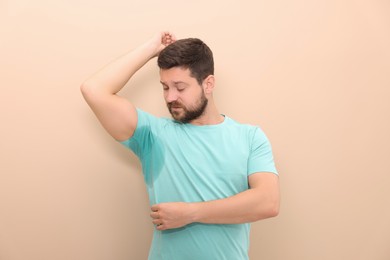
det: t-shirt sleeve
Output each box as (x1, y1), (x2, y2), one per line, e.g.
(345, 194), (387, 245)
(119, 109), (159, 159)
(247, 127), (278, 176)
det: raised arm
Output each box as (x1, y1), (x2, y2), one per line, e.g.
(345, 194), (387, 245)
(80, 32), (176, 141)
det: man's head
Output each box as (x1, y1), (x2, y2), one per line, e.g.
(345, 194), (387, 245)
(157, 38), (215, 123)
(158, 38), (214, 85)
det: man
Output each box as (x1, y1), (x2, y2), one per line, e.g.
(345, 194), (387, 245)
(81, 31), (279, 260)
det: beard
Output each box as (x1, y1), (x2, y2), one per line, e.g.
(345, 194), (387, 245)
(167, 92), (208, 123)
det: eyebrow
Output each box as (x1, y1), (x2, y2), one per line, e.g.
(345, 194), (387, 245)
(160, 81), (188, 86)
(173, 81), (188, 85)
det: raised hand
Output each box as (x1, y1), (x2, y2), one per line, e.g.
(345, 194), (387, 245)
(148, 31), (177, 58)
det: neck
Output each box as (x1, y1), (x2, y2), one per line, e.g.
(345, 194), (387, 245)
(189, 100), (224, 126)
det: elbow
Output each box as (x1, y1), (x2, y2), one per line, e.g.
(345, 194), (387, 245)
(80, 82), (100, 102)
(262, 189), (280, 219)
(254, 200), (280, 221)
(80, 82), (92, 96)
(267, 203), (280, 218)
(80, 81), (112, 99)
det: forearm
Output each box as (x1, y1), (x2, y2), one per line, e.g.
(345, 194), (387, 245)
(151, 173), (279, 230)
(81, 41), (157, 94)
(191, 187), (279, 224)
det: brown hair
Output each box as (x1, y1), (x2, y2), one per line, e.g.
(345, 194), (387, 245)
(157, 38), (214, 85)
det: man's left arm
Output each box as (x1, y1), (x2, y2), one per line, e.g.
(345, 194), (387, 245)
(150, 172), (279, 230)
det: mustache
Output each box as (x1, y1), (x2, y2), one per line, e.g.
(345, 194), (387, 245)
(167, 101), (184, 109)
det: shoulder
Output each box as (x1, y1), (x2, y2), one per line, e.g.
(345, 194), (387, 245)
(224, 116), (272, 147)
(224, 115), (263, 134)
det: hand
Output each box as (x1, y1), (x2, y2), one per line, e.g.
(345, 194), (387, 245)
(150, 202), (196, 231)
(148, 31), (176, 58)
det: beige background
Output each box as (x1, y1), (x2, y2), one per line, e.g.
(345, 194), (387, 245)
(1, 0), (390, 259)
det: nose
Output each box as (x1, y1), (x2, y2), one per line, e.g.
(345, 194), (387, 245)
(165, 89), (178, 103)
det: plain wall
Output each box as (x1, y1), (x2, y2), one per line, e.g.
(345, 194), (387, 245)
(1, 1), (389, 259)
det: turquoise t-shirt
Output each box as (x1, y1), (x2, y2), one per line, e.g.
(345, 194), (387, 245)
(120, 109), (278, 260)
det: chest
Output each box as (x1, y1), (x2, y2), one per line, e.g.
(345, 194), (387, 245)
(162, 128), (250, 175)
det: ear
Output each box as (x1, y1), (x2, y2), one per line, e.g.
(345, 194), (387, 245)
(202, 75), (215, 94)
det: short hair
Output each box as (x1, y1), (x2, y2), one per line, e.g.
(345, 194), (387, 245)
(157, 38), (214, 85)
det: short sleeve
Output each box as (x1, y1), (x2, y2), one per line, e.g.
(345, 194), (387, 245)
(247, 127), (278, 176)
(119, 109), (159, 159)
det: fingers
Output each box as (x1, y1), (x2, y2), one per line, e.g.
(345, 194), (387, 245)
(156, 224), (165, 230)
(150, 209), (162, 226)
(161, 31), (176, 46)
(151, 212), (167, 230)
(150, 204), (167, 230)
(150, 211), (159, 219)
(152, 219), (163, 225)
(151, 204), (159, 212)
(148, 31), (176, 58)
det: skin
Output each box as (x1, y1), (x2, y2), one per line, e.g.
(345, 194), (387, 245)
(151, 172), (279, 230)
(81, 31), (280, 231)
(161, 67), (210, 123)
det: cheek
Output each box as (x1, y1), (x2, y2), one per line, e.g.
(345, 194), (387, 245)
(181, 94), (193, 105)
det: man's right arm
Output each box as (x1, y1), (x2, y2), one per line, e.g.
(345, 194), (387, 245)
(80, 32), (175, 141)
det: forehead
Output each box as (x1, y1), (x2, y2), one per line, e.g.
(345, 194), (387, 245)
(159, 67), (197, 85)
